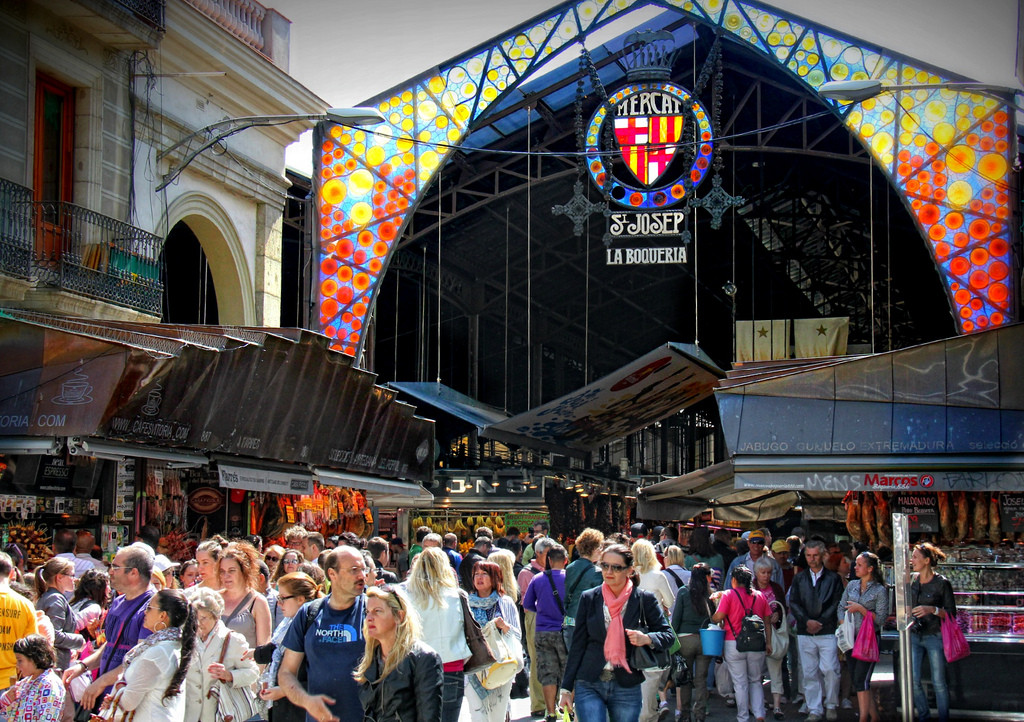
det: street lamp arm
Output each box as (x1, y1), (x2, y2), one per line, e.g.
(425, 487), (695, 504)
(818, 79), (1024, 113)
(156, 107), (385, 192)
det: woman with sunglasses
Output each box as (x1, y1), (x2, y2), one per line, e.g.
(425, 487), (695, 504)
(263, 546), (285, 578)
(559, 544), (675, 722)
(271, 550), (305, 588)
(257, 572), (323, 722)
(101, 588), (197, 722)
(33, 557), (84, 670)
(354, 585), (442, 722)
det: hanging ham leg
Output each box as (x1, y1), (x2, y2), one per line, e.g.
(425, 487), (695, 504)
(874, 492), (893, 548)
(973, 492), (989, 541)
(845, 492), (864, 541)
(989, 495), (1002, 544)
(938, 493), (955, 543)
(861, 492), (877, 548)
(954, 491), (969, 542)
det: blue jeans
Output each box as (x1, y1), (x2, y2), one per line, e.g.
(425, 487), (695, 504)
(574, 678), (642, 722)
(911, 632), (948, 722)
(441, 670), (465, 722)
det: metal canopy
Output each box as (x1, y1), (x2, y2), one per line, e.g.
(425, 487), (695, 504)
(387, 381), (509, 431)
(482, 342), (725, 453)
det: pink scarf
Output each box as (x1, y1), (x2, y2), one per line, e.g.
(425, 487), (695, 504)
(602, 580), (634, 672)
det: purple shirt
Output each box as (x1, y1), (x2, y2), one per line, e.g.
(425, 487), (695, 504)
(523, 569), (567, 632)
(98, 591), (153, 678)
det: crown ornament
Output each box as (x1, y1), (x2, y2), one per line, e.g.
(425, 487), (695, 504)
(622, 30), (679, 81)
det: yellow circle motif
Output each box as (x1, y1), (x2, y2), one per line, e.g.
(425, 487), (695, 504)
(366, 146), (385, 167)
(946, 145), (975, 174)
(428, 76), (446, 94)
(321, 178), (346, 205)
(933, 122), (955, 145)
(348, 169), (374, 198)
(946, 180), (973, 207)
(350, 202), (373, 226)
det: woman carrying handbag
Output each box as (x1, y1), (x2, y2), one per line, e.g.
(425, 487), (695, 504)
(185, 588), (260, 722)
(838, 552), (888, 722)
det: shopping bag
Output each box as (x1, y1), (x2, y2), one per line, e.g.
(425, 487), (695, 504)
(476, 619), (523, 689)
(767, 601), (789, 661)
(941, 613), (970, 663)
(851, 611), (879, 662)
(835, 611), (856, 654)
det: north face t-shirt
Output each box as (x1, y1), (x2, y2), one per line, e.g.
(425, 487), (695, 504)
(283, 596), (365, 722)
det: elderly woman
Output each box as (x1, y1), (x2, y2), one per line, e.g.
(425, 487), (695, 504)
(0, 635), (66, 722)
(406, 546), (470, 722)
(753, 556), (787, 719)
(186, 587), (260, 722)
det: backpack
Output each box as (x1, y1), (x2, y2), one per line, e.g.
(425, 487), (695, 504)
(726, 590), (766, 653)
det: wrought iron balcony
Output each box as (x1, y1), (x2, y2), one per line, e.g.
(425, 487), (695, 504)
(0, 178), (33, 280)
(114, 0), (165, 29)
(32, 201), (164, 315)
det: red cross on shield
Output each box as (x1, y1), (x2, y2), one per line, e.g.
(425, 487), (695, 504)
(613, 115), (684, 186)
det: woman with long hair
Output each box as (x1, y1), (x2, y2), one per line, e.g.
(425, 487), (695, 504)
(33, 557), (84, 670)
(355, 586), (442, 722)
(671, 562), (715, 722)
(195, 538), (227, 590)
(631, 538), (677, 722)
(102, 588), (197, 722)
(257, 572), (323, 722)
(219, 543), (272, 649)
(263, 545), (285, 579)
(0, 635), (66, 722)
(465, 561), (521, 722)
(711, 566), (773, 722)
(177, 560), (199, 589)
(69, 568), (109, 698)
(405, 547), (470, 722)
(559, 544), (675, 722)
(909, 543), (955, 722)
(488, 549), (519, 603)
(838, 552), (888, 722)
(185, 587), (260, 722)
(270, 549), (305, 587)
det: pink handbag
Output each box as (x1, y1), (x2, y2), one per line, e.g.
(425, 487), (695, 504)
(941, 612), (970, 663)
(851, 611), (879, 662)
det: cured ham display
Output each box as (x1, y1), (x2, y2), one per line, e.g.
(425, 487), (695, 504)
(874, 492), (893, 548)
(845, 492), (864, 541)
(939, 493), (955, 542)
(955, 491), (969, 542)
(990, 495), (1002, 544)
(861, 492), (877, 547)
(973, 492), (989, 541)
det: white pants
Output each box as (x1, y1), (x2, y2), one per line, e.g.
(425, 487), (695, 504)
(464, 678), (513, 722)
(639, 667), (667, 722)
(766, 652), (784, 695)
(797, 635), (840, 715)
(723, 640), (766, 722)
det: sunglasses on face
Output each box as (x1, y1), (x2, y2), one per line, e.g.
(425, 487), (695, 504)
(265, 556), (280, 563)
(599, 562), (629, 573)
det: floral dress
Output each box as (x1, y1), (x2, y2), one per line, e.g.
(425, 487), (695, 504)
(0, 669), (66, 722)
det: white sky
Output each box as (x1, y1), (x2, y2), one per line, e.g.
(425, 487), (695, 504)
(272, 0), (1021, 175)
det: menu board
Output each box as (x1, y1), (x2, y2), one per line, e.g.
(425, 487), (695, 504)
(894, 493), (939, 533)
(999, 493), (1024, 533)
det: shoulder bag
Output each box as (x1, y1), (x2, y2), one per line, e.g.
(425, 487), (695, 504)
(459, 591), (496, 674)
(766, 600), (789, 660)
(207, 634), (261, 722)
(627, 593), (674, 670)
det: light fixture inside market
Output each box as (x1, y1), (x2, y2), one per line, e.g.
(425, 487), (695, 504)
(0, 436), (62, 456)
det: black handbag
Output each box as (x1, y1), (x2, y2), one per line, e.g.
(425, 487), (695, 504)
(669, 652), (691, 686)
(627, 595), (672, 670)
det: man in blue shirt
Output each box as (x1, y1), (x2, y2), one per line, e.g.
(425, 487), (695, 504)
(442, 533), (462, 574)
(726, 528), (784, 587)
(279, 546), (367, 722)
(523, 543), (568, 722)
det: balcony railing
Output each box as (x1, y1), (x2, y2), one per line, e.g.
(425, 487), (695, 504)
(33, 201), (164, 315)
(0, 178), (33, 280)
(114, 0), (165, 29)
(185, 0), (266, 53)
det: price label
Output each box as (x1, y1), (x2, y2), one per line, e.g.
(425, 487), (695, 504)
(895, 494), (939, 533)
(998, 493), (1024, 532)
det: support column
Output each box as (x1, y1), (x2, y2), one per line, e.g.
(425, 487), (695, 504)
(254, 201), (283, 327)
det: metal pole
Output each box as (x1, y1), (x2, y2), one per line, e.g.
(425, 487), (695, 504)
(892, 512), (913, 722)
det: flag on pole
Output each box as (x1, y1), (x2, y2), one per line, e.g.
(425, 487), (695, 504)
(735, 320), (790, 363)
(794, 317), (850, 358)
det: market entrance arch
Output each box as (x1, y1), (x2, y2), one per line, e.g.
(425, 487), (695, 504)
(312, 0), (1016, 360)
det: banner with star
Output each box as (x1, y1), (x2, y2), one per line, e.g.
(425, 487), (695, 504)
(794, 317), (849, 358)
(735, 320), (790, 363)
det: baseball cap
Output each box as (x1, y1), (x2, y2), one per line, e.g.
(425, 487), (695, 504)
(153, 554), (180, 573)
(747, 530), (766, 543)
(771, 540), (789, 553)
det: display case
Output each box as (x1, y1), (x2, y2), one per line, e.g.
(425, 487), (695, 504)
(941, 558), (1024, 641)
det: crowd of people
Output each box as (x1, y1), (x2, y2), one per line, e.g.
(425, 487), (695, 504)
(0, 520), (957, 722)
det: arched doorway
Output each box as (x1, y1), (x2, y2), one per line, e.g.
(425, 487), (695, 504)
(161, 220), (219, 324)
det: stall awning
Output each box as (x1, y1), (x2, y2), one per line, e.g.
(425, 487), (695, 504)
(314, 467), (432, 504)
(482, 343), (726, 454)
(387, 381), (509, 431)
(0, 310), (434, 485)
(716, 323), (1024, 492)
(636, 460), (808, 523)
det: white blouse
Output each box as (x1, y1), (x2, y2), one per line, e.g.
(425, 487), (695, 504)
(118, 639), (184, 722)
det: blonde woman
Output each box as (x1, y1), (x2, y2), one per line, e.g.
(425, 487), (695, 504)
(405, 547), (470, 722)
(633, 538), (676, 722)
(185, 587), (259, 722)
(195, 538), (227, 590)
(489, 548), (519, 603)
(355, 586), (442, 721)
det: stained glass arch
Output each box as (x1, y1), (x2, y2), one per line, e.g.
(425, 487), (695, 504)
(313, 0), (1017, 358)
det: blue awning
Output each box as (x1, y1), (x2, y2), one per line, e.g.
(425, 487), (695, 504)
(387, 381), (509, 431)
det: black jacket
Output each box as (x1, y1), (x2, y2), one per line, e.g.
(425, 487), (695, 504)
(358, 641), (443, 722)
(788, 568), (843, 635)
(561, 585), (675, 690)
(458, 549), (486, 592)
